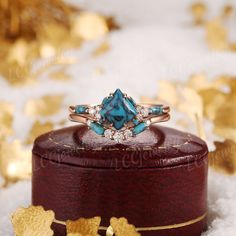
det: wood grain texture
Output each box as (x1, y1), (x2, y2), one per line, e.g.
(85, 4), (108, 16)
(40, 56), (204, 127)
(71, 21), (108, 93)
(32, 125), (208, 236)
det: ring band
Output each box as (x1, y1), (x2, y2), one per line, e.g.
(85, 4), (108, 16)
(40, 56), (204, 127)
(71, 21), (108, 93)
(69, 89), (170, 142)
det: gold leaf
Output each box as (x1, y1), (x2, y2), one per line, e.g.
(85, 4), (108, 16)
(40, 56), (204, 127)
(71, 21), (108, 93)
(7, 39), (29, 66)
(25, 121), (54, 144)
(157, 80), (179, 106)
(205, 18), (229, 50)
(110, 217), (140, 236)
(0, 140), (31, 185)
(209, 140), (236, 175)
(222, 5), (234, 19)
(93, 41), (110, 57)
(198, 88), (226, 121)
(178, 87), (203, 120)
(213, 95), (236, 141)
(24, 95), (64, 117)
(187, 73), (211, 91)
(66, 216), (101, 236)
(49, 69), (71, 81)
(11, 205), (55, 236)
(190, 2), (207, 25)
(0, 101), (14, 140)
(71, 12), (108, 40)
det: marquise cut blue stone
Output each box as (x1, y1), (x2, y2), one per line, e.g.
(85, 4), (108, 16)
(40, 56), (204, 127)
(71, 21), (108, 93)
(100, 89), (138, 130)
(89, 122), (105, 135)
(133, 122), (147, 135)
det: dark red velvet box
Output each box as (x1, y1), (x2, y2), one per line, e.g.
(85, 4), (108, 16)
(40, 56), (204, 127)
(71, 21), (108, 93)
(32, 124), (208, 236)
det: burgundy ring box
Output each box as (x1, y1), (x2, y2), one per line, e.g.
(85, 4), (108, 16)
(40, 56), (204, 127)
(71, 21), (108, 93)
(32, 124), (208, 236)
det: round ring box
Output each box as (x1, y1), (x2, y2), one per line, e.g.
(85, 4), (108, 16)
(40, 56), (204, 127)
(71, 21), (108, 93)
(32, 125), (208, 236)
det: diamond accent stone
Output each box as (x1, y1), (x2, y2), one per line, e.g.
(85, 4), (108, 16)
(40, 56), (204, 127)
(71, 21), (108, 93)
(88, 107), (96, 115)
(140, 107), (150, 117)
(124, 129), (133, 139)
(113, 131), (124, 143)
(95, 113), (101, 120)
(104, 129), (113, 139)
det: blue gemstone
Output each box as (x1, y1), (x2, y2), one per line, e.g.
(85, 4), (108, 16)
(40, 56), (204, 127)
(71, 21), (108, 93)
(75, 105), (87, 114)
(128, 97), (136, 106)
(133, 119), (140, 125)
(89, 122), (105, 135)
(133, 122), (147, 135)
(150, 106), (163, 115)
(100, 89), (138, 130)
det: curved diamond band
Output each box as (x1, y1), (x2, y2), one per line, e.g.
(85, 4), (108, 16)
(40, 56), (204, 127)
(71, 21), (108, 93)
(69, 89), (170, 142)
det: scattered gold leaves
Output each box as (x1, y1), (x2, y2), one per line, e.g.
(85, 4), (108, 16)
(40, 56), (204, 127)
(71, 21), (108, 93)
(24, 95), (64, 117)
(0, 101), (14, 140)
(190, 2), (207, 25)
(25, 121), (54, 144)
(209, 140), (236, 175)
(93, 41), (110, 57)
(66, 217), (101, 236)
(110, 217), (141, 236)
(12, 205), (55, 236)
(0, 140), (31, 186)
(71, 12), (109, 40)
(49, 69), (71, 81)
(0, 1), (119, 85)
(205, 18), (228, 50)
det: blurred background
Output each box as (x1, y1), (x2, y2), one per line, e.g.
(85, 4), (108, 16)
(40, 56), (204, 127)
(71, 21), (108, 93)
(0, 0), (236, 235)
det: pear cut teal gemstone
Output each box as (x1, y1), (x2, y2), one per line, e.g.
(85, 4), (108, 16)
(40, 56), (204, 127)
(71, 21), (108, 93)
(133, 122), (148, 135)
(99, 89), (138, 130)
(89, 122), (105, 135)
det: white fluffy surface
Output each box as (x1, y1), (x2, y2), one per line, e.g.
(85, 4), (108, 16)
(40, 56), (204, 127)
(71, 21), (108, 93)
(1, 0), (236, 235)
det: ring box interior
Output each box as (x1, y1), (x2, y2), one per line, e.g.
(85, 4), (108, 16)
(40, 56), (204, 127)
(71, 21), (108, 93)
(32, 124), (208, 236)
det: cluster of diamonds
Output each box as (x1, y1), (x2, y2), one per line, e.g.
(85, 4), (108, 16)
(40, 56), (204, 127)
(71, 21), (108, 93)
(87, 104), (151, 143)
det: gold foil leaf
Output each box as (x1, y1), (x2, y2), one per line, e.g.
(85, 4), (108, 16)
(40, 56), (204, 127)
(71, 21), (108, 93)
(0, 101), (14, 140)
(49, 69), (71, 81)
(25, 121), (54, 144)
(93, 41), (110, 57)
(213, 96), (236, 141)
(7, 39), (28, 66)
(12, 205), (55, 236)
(187, 73), (211, 91)
(222, 5), (234, 19)
(205, 18), (228, 50)
(0, 140), (31, 185)
(24, 95), (64, 117)
(190, 2), (207, 25)
(209, 140), (236, 175)
(71, 12), (108, 40)
(66, 217), (101, 236)
(110, 217), (140, 236)
(178, 87), (203, 120)
(198, 88), (226, 121)
(157, 80), (178, 106)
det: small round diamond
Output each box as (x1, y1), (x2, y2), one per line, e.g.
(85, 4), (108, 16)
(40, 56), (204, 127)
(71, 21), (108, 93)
(124, 129), (133, 140)
(140, 107), (150, 117)
(95, 113), (101, 120)
(87, 120), (92, 126)
(88, 107), (96, 115)
(137, 113), (143, 121)
(104, 129), (113, 139)
(136, 106), (142, 112)
(113, 132), (124, 143)
(146, 120), (151, 126)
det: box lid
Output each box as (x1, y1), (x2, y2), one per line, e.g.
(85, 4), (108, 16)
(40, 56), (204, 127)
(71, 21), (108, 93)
(32, 124), (208, 169)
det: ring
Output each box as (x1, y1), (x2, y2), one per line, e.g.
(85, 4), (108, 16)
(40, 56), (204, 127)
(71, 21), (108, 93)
(69, 89), (170, 142)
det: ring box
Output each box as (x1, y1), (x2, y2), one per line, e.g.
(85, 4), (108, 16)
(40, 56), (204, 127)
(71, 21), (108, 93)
(32, 124), (208, 236)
